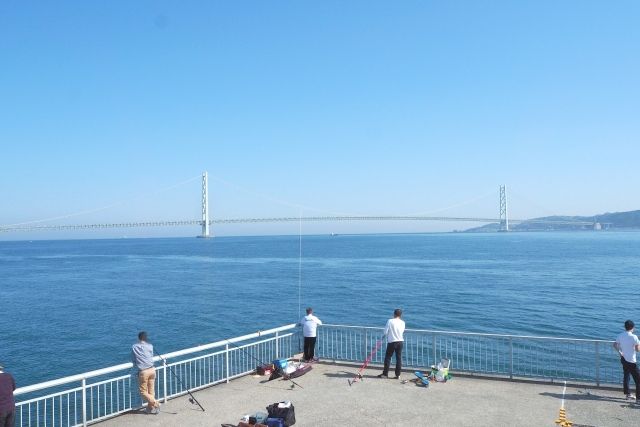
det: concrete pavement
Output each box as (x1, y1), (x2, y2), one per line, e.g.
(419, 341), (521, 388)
(98, 362), (638, 426)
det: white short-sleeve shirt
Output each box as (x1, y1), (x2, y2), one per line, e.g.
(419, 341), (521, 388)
(301, 315), (322, 337)
(616, 331), (640, 363)
(384, 318), (405, 343)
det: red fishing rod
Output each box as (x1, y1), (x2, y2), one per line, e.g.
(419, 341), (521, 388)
(348, 334), (386, 386)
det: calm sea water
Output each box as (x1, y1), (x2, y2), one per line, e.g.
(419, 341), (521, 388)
(1, 232), (639, 386)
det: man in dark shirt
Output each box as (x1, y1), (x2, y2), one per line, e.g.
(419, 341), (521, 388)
(0, 363), (16, 427)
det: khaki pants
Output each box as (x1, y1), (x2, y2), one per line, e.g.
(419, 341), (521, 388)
(138, 368), (158, 409)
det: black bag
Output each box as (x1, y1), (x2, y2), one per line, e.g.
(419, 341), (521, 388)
(268, 369), (283, 381)
(266, 402), (296, 426)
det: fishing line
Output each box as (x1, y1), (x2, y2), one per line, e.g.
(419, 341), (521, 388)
(297, 210), (303, 354)
(298, 209), (302, 319)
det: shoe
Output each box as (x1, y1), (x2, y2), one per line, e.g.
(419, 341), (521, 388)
(377, 374), (388, 379)
(393, 376), (400, 380)
(153, 404), (161, 415)
(626, 394), (634, 400)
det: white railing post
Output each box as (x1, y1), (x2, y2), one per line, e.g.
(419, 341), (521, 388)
(595, 342), (600, 387)
(81, 377), (87, 427)
(331, 328), (339, 364)
(363, 328), (367, 362)
(275, 331), (280, 359)
(509, 338), (514, 379)
(432, 334), (437, 366)
(225, 344), (230, 383)
(163, 359), (168, 403)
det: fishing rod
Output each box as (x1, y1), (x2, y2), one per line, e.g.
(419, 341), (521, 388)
(153, 346), (206, 412)
(348, 334), (386, 386)
(223, 334), (304, 389)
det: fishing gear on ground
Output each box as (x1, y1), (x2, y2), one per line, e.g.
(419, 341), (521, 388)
(222, 335), (305, 389)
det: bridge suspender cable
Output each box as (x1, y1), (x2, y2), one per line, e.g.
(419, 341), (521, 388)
(0, 174), (201, 229)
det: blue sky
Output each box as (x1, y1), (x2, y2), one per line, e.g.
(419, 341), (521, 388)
(1, 1), (639, 238)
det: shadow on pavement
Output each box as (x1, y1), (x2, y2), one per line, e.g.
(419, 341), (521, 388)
(540, 390), (625, 404)
(323, 371), (382, 380)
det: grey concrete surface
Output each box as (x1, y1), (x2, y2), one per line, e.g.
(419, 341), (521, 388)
(99, 363), (638, 426)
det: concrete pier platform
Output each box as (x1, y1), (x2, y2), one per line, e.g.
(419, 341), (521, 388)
(99, 363), (638, 426)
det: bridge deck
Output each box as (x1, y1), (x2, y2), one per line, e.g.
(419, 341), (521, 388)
(97, 362), (635, 427)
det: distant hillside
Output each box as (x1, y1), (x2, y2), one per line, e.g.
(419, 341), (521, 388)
(465, 209), (640, 232)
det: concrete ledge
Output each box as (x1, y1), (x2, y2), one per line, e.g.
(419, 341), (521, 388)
(322, 359), (621, 392)
(98, 362), (637, 427)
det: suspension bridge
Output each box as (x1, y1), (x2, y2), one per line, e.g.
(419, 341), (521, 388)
(0, 172), (603, 236)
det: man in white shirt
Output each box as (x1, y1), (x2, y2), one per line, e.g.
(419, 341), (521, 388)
(300, 307), (322, 362)
(614, 320), (640, 403)
(378, 309), (405, 379)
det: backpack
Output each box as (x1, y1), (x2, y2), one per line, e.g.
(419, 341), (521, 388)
(265, 402), (296, 426)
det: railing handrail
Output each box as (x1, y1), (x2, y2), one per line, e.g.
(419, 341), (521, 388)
(321, 323), (615, 344)
(15, 323), (297, 396)
(14, 322), (616, 396)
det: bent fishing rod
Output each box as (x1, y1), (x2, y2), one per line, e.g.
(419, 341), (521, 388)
(153, 346), (206, 412)
(348, 333), (386, 386)
(223, 333), (304, 390)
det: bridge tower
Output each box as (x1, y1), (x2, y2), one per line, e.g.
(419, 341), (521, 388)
(200, 171), (211, 238)
(499, 185), (509, 232)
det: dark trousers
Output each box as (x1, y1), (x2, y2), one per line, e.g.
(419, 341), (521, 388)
(0, 410), (15, 427)
(382, 341), (403, 377)
(303, 337), (317, 361)
(621, 357), (640, 399)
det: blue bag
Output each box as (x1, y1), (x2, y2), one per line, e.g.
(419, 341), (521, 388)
(273, 359), (288, 370)
(264, 418), (285, 427)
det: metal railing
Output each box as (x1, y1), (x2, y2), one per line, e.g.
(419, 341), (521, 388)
(14, 324), (298, 427)
(316, 324), (621, 386)
(14, 323), (623, 426)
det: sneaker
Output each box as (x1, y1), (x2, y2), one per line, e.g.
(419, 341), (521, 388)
(393, 376), (400, 380)
(153, 404), (161, 415)
(626, 394), (634, 400)
(377, 374), (388, 379)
